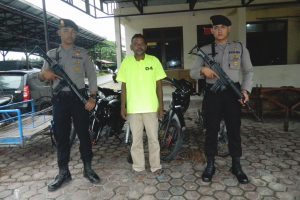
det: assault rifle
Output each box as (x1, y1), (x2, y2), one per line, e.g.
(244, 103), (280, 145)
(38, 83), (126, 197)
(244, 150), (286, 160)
(30, 46), (87, 104)
(189, 45), (262, 122)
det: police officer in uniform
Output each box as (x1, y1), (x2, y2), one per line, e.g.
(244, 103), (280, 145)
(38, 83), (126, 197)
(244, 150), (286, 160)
(190, 15), (253, 184)
(39, 19), (100, 191)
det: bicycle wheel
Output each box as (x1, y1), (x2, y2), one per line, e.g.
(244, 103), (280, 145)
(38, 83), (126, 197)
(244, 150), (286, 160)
(196, 109), (205, 129)
(217, 120), (229, 157)
(159, 113), (183, 162)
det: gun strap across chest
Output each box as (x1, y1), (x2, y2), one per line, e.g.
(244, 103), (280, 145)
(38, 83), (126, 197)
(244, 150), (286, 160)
(211, 43), (216, 58)
(55, 48), (59, 64)
(53, 48), (69, 94)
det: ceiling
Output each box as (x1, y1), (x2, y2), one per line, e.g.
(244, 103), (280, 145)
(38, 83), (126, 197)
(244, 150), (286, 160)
(0, 0), (104, 55)
(61, 0), (300, 18)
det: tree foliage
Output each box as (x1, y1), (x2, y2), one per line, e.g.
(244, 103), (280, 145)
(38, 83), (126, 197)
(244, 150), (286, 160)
(90, 40), (116, 63)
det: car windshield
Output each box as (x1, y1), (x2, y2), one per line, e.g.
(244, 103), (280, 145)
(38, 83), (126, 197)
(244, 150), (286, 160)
(0, 61), (33, 71)
(0, 75), (23, 90)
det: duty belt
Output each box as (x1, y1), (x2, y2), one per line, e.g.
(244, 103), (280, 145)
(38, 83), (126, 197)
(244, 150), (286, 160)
(57, 88), (87, 97)
(205, 82), (240, 93)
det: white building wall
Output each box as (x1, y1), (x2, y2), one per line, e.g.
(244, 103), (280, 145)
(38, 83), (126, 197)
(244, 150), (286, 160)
(120, 8), (243, 68)
(115, 4), (300, 87)
(253, 64), (300, 87)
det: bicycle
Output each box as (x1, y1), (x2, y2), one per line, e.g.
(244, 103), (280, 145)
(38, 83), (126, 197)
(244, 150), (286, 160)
(126, 77), (194, 162)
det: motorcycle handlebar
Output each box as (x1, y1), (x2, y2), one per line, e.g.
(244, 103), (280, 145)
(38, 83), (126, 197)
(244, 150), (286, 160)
(97, 86), (121, 97)
(163, 77), (193, 95)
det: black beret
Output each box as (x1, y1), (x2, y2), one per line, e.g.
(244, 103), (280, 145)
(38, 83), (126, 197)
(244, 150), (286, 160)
(59, 18), (79, 31)
(210, 15), (231, 26)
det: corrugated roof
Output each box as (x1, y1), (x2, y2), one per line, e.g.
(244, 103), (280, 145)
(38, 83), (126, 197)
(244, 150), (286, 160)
(0, 0), (105, 53)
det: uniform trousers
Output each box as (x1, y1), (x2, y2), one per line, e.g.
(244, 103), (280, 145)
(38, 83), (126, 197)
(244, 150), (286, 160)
(203, 84), (242, 158)
(52, 90), (92, 168)
(128, 112), (161, 172)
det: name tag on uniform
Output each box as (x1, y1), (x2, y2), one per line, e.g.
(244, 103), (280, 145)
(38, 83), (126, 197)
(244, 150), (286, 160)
(73, 50), (83, 60)
(72, 56), (83, 59)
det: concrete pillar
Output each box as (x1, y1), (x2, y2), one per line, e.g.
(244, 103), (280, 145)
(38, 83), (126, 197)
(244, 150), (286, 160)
(114, 17), (122, 69)
(288, 19), (300, 64)
(237, 7), (246, 45)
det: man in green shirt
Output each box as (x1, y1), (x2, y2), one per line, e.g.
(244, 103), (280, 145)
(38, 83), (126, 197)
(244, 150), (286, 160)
(117, 34), (166, 175)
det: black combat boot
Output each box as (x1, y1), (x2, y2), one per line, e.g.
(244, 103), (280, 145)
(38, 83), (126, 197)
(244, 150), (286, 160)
(48, 166), (72, 191)
(231, 157), (249, 184)
(202, 157), (215, 182)
(83, 161), (100, 183)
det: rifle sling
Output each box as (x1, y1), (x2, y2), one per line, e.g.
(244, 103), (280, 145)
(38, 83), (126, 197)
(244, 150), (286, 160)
(53, 48), (68, 94)
(211, 42), (216, 58)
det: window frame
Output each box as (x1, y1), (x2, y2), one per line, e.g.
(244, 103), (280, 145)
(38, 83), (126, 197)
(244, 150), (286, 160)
(143, 27), (183, 69)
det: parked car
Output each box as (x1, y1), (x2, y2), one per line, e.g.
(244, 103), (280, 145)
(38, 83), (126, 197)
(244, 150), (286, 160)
(95, 59), (117, 72)
(0, 60), (43, 71)
(0, 70), (52, 113)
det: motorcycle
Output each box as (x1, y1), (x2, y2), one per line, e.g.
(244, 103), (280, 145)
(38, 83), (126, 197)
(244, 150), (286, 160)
(51, 86), (124, 147)
(89, 86), (125, 144)
(158, 77), (194, 161)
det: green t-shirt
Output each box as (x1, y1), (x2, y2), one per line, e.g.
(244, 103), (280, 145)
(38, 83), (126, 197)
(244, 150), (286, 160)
(116, 54), (166, 114)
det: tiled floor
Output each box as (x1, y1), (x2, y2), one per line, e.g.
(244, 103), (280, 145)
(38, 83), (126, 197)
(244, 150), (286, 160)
(0, 80), (299, 200)
(0, 107), (299, 200)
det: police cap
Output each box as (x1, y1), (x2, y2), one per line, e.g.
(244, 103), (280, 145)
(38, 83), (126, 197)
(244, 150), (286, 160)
(210, 15), (231, 26)
(59, 18), (79, 31)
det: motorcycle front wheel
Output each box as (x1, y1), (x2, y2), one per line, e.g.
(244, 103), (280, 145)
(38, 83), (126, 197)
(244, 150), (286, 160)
(217, 120), (229, 157)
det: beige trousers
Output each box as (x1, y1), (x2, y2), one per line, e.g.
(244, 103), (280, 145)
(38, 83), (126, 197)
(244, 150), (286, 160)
(128, 112), (161, 172)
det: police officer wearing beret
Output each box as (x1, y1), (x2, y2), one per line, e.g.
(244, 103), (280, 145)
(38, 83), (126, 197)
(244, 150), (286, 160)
(40, 19), (100, 191)
(190, 15), (253, 184)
